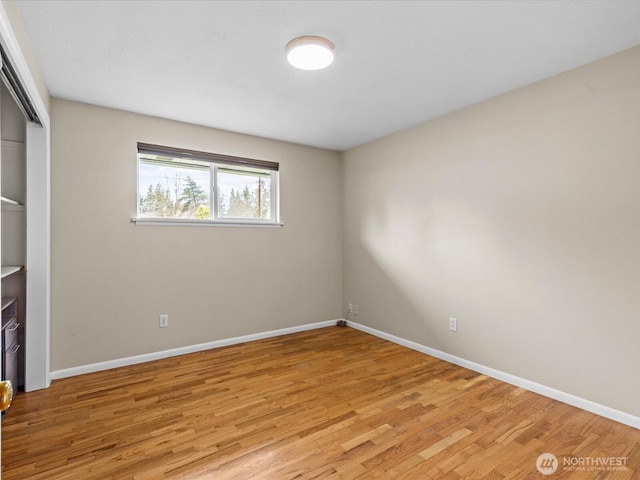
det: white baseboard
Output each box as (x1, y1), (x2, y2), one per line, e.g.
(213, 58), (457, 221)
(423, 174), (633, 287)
(50, 318), (639, 430)
(347, 320), (640, 430)
(50, 320), (338, 380)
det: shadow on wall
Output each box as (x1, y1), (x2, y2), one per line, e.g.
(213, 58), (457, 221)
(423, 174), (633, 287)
(343, 46), (640, 417)
(356, 181), (638, 393)
(358, 191), (515, 355)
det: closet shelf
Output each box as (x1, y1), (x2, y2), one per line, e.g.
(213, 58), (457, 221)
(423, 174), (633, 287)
(1, 196), (23, 207)
(1, 297), (16, 311)
(1, 266), (23, 279)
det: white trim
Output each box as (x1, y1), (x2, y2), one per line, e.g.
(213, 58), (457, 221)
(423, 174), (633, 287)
(25, 122), (51, 391)
(133, 217), (284, 227)
(50, 320), (337, 380)
(0, 4), (51, 392)
(211, 163), (217, 218)
(270, 169), (278, 222)
(347, 320), (640, 430)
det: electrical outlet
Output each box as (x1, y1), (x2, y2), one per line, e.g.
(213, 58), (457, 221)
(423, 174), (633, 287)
(353, 304), (359, 315)
(160, 314), (169, 328)
(449, 317), (458, 332)
(348, 303), (353, 314)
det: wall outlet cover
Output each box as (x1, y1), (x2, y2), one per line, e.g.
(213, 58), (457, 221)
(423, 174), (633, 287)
(449, 317), (458, 332)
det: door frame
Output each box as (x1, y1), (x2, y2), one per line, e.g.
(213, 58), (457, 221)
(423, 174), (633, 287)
(0, 3), (51, 393)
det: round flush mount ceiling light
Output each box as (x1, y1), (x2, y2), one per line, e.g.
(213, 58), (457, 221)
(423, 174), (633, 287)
(286, 35), (335, 70)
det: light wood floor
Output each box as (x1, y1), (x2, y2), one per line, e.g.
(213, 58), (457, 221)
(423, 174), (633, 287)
(2, 327), (638, 479)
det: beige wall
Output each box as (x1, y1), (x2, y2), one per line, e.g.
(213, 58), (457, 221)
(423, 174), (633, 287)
(47, 43), (640, 418)
(1, 0), (50, 114)
(343, 46), (640, 417)
(51, 99), (342, 370)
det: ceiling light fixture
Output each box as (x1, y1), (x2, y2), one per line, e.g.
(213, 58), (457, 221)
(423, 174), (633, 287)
(285, 35), (335, 70)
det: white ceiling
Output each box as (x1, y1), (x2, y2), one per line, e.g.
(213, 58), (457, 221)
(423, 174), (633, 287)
(16, 0), (640, 151)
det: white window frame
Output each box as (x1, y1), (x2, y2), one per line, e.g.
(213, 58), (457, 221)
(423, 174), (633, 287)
(212, 164), (279, 225)
(134, 143), (282, 227)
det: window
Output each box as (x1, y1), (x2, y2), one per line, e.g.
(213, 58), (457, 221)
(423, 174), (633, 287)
(137, 143), (279, 225)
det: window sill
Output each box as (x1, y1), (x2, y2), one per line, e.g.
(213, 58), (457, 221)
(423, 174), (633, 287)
(132, 217), (284, 228)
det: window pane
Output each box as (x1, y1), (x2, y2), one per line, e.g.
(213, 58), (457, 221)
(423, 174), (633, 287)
(217, 166), (272, 220)
(138, 155), (211, 219)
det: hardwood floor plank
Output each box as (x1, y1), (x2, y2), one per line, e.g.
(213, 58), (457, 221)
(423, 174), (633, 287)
(2, 327), (638, 479)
